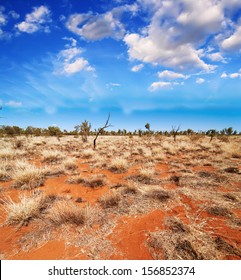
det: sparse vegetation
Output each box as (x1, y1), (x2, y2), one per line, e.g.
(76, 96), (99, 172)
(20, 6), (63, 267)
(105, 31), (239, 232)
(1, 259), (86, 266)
(0, 132), (241, 260)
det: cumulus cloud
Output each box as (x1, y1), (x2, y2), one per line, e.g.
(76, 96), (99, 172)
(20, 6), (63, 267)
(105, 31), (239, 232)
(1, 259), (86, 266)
(196, 78), (205, 84)
(124, 0), (223, 72)
(66, 4), (137, 40)
(158, 70), (188, 80)
(221, 72), (228, 78)
(221, 26), (241, 51)
(221, 69), (241, 78)
(229, 73), (241, 78)
(131, 64), (144, 72)
(15, 6), (51, 34)
(148, 81), (172, 92)
(56, 43), (94, 75)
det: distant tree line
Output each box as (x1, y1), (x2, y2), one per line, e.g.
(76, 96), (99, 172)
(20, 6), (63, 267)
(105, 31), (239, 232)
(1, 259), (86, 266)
(0, 124), (240, 138)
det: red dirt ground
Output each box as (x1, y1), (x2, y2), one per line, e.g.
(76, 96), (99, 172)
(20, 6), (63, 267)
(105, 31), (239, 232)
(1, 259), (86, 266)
(1, 156), (241, 260)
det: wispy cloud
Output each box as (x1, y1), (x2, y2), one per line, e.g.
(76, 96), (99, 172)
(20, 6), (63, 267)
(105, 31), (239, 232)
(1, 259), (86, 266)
(15, 6), (51, 34)
(131, 64), (144, 72)
(0, 6), (12, 39)
(5, 100), (22, 107)
(66, 4), (137, 41)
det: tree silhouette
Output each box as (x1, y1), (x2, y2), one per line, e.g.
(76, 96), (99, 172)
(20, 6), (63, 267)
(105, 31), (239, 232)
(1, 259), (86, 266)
(93, 113), (112, 150)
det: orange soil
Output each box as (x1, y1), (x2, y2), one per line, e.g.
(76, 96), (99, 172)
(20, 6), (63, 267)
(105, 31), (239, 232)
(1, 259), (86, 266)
(0, 158), (241, 260)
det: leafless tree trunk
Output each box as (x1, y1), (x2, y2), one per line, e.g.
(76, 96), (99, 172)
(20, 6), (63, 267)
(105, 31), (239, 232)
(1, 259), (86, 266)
(93, 113), (112, 150)
(171, 125), (180, 142)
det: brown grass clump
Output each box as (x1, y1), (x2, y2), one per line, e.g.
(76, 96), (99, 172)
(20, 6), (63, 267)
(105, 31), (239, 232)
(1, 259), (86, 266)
(62, 158), (78, 170)
(81, 149), (94, 159)
(215, 237), (241, 258)
(1, 193), (46, 226)
(224, 167), (240, 174)
(109, 157), (129, 173)
(11, 164), (45, 190)
(146, 217), (221, 260)
(0, 159), (12, 181)
(138, 167), (155, 180)
(98, 192), (121, 209)
(165, 217), (188, 233)
(47, 200), (86, 226)
(207, 206), (232, 217)
(0, 148), (16, 160)
(42, 150), (65, 163)
(147, 190), (171, 202)
(67, 174), (107, 188)
(121, 185), (139, 195)
(175, 240), (203, 260)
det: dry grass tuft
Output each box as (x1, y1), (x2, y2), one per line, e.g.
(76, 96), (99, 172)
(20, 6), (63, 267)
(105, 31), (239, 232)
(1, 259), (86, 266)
(215, 237), (241, 258)
(109, 157), (129, 173)
(1, 193), (46, 226)
(207, 206), (232, 217)
(0, 148), (16, 160)
(67, 174), (107, 188)
(82, 149), (94, 159)
(47, 200), (86, 226)
(147, 189), (171, 202)
(62, 158), (78, 170)
(42, 150), (65, 163)
(98, 192), (121, 209)
(146, 217), (221, 260)
(138, 167), (155, 180)
(175, 240), (203, 260)
(11, 164), (45, 190)
(165, 217), (188, 233)
(224, 167), (240, 174)
(0, 159), (12, 181)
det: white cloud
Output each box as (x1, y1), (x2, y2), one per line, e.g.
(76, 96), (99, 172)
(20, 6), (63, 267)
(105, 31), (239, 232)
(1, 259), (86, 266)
(196, 78), (205, 84)
(131, 64), (144, 72)
(158, 70), (187, 80)
(221, 72), (228, 78)
(221, 69), (241, 79)
(106, 82), (121, 90)
(230, 72), (241, 79)
(56, 44), (94, 75)
(148, 81), (172, 92)
(63, 57), (91, 74)
(63, 37), (77, 47)
(0, 10), (7, 26)
(110, 83), (121, 87)
(221, 26), (241, 51)
(124, 0), (222, 72)
(66, 4), (137, 41)
(0, 7), (11, 39)
(15, 6), (51, 34)
(5, 100), (22, 107)
(207, 52), (226, 63)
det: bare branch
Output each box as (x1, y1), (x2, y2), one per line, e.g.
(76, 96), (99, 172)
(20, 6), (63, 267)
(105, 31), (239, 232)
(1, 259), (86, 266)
(93, 113), (112, 149)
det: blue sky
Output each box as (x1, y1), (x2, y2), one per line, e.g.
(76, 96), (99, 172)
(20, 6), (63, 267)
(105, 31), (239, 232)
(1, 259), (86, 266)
(1, 0), (241, 132)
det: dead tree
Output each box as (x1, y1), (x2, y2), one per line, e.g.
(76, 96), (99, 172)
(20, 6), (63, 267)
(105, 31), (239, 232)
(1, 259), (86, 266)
(93, 113), (112, 150)
(171, 125), (180, 142)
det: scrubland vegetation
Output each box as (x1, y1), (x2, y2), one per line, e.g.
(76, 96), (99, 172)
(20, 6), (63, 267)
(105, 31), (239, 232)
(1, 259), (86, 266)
(0, 126), (241, 260)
